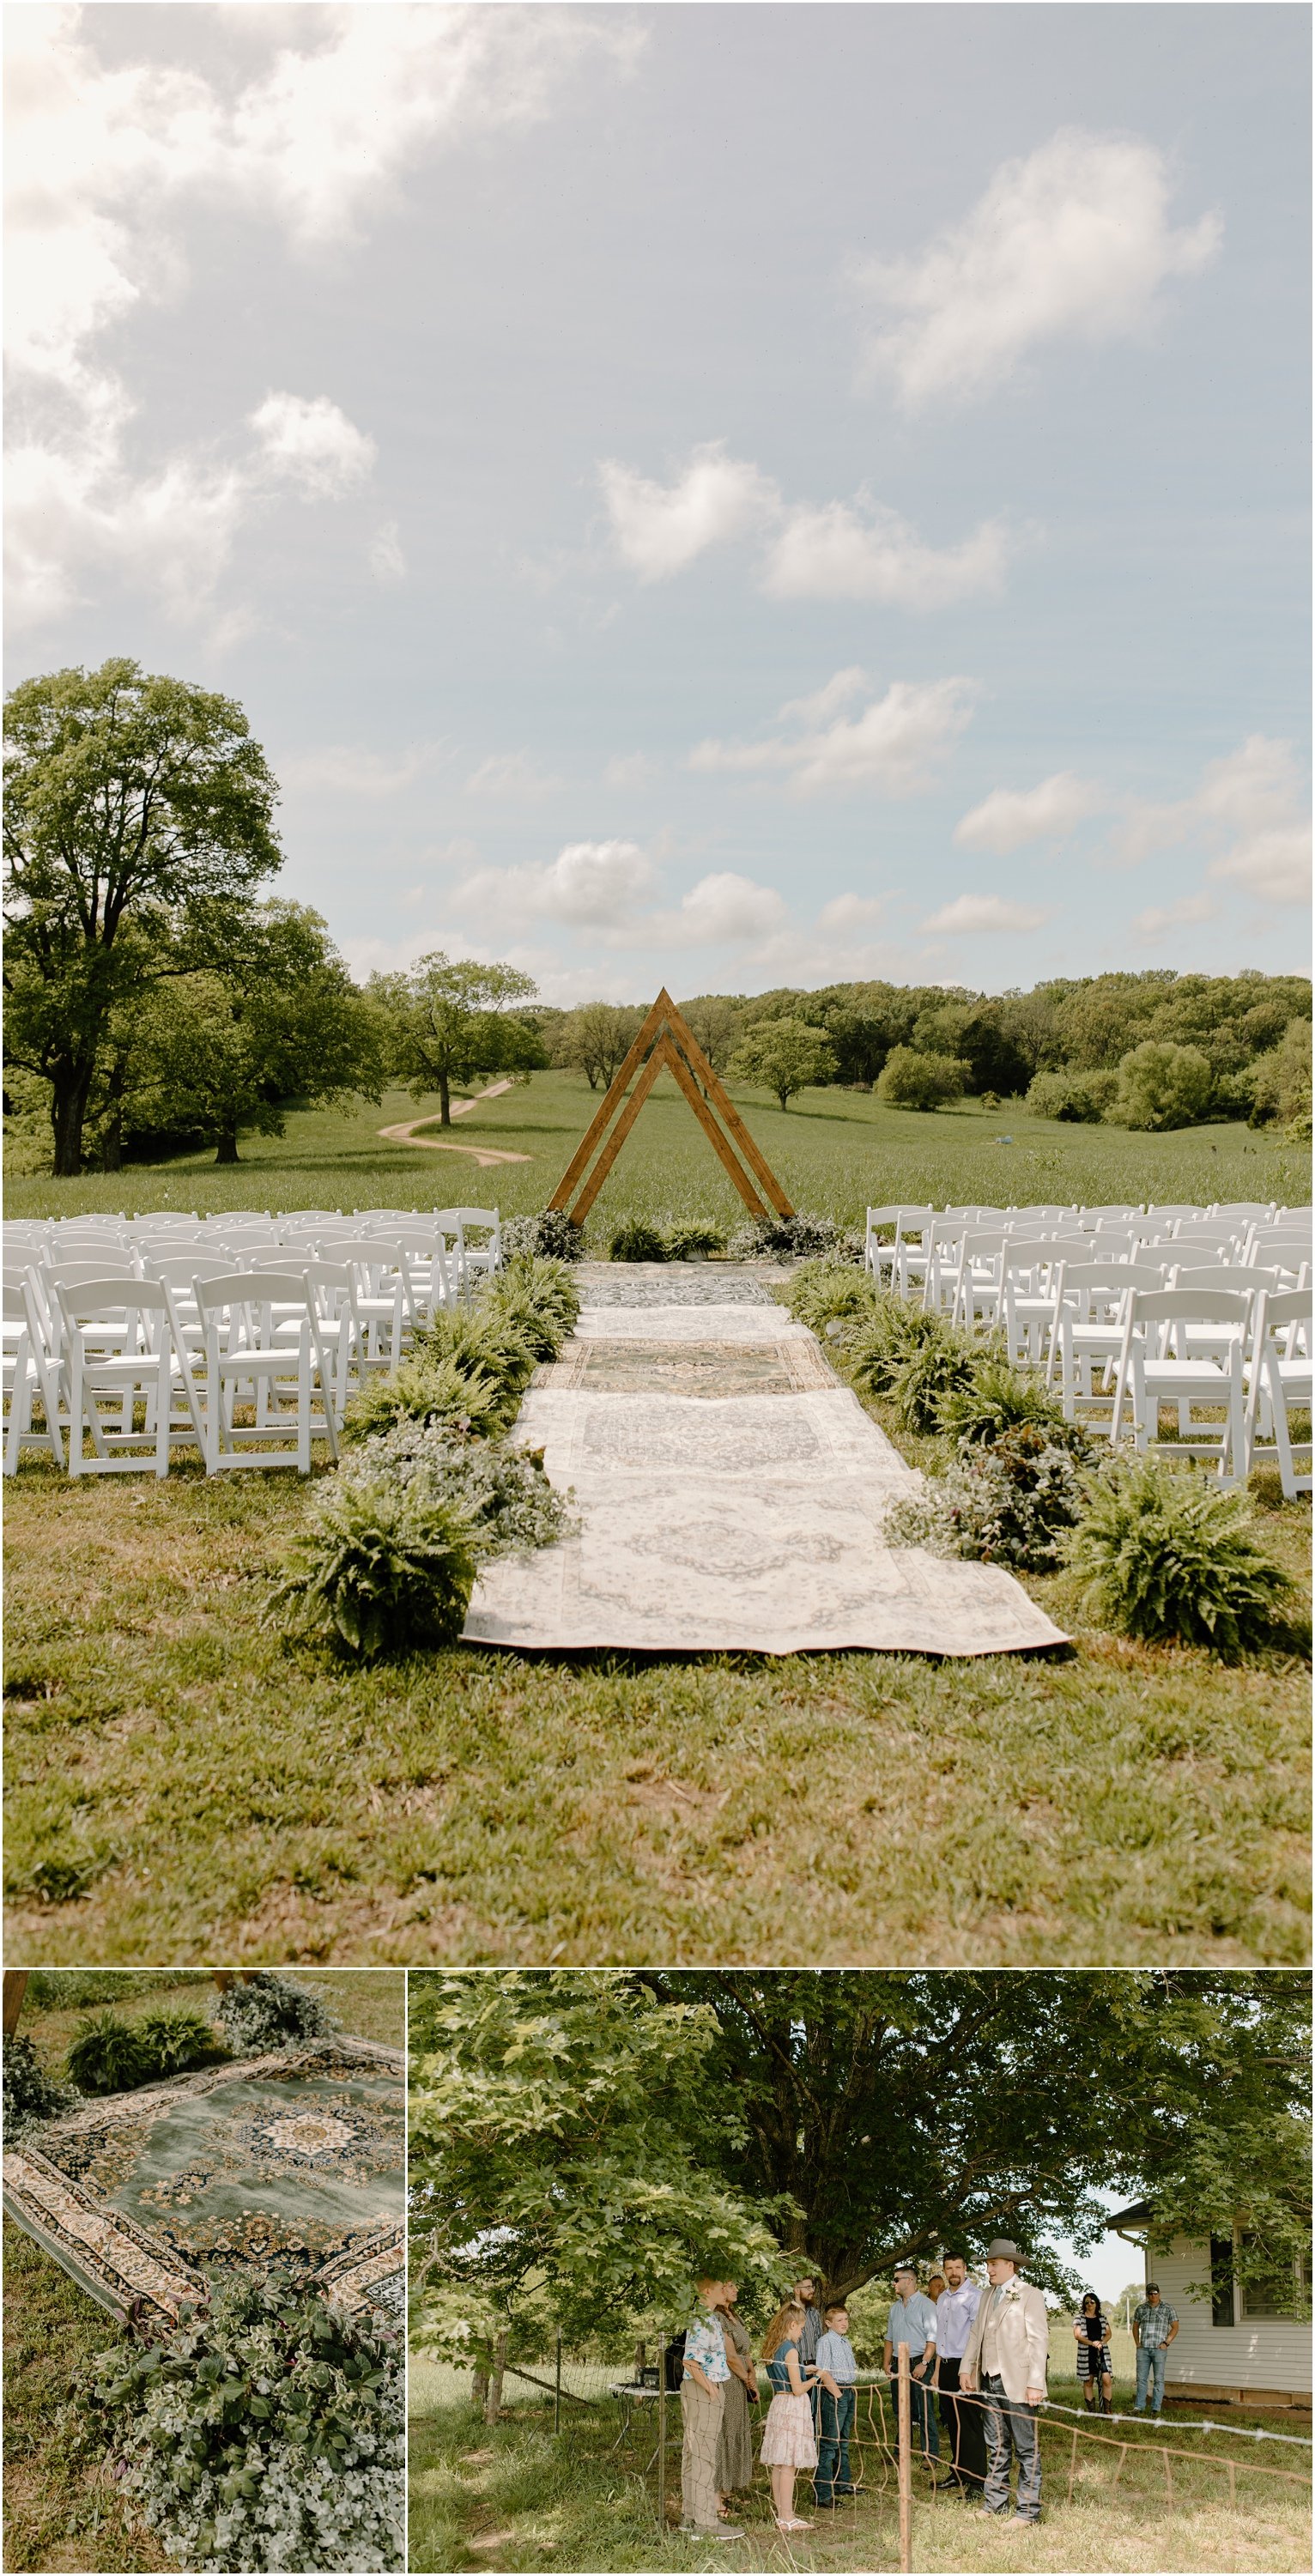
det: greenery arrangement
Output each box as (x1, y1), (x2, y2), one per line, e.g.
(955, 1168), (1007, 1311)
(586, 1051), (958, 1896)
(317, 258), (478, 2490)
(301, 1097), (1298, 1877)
(270, 1255), (578, 1659)
(266, 1476), (481, 1660)
(344, 1422), (572, 1561)
(608, 1218), (667, 1261)
(215, 1974), (339, 2054)
(885, 1426), (1090, 1573)
(500, 1209), (584, 1264)
(2, 2033), (78, 2133)
(730, 1210), (864, 1261)
(664, 1220), (727, 1258)
(65, 2006), (226, 2094)
(1064, 1457), (1299, 1653)
(88, 2277), (403, 2573)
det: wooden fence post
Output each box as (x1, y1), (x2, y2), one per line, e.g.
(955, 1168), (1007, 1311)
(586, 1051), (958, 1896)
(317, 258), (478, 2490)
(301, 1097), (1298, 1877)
(898, 2341), (912, 2575)
(554, 2335), (562, 2436)
(485, 2331), (507, 2426)
(657, 2343), (669, 2535)
(3, 1971), (30, 2038)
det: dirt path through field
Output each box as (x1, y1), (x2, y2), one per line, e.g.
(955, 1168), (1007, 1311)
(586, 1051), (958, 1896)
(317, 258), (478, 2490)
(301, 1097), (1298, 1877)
(378, 1080), (532, 1167)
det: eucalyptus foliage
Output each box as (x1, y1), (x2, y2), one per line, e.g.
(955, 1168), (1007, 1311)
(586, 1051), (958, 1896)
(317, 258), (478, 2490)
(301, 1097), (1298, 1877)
(344, 1422), (571, 1560)
(215, 1975), (337, 2055)
(884, 1427), (1087, 1573)
(89, 2278), (403, 2572)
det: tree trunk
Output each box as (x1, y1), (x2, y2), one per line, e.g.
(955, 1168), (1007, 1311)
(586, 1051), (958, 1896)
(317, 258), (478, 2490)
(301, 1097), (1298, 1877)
(438, 1070), (451, 1128)
(472, 2366), (490, 2412)
(215, 1128), (239, 1164)
(51, 1066), (94, 1176)
(485, 2331), (507, 2425)
(101, 1107), (123, 1172)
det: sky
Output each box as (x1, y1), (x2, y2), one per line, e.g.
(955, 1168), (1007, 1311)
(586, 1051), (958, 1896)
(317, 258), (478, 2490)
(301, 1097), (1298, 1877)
(5, 1), (1311, 1005)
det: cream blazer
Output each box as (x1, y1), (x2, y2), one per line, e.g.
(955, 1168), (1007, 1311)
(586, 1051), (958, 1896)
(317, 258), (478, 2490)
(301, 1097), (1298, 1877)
(961, 2278), (1049, 2404)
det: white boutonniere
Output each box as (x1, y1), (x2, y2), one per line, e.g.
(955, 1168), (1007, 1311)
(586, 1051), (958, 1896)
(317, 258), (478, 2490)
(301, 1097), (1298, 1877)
(1004, 2285), (1021, 2305)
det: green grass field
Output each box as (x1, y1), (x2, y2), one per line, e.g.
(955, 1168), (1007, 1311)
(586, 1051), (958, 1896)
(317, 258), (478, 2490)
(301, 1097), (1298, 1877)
(2, 1971), (402, 2574)
(5, 1070), (1307, 1242)
(407, 2372), (1312, 2575)
(3, 1076), (1309, 1968)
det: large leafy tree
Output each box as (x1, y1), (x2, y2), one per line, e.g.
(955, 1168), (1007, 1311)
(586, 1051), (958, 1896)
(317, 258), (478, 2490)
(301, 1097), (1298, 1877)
(369, 952), (542, 1125)
(3, 658), (282, 1173)
(730, 1015), (836, 1110)
(120, 902), (385, 1163)
(408, 1972), (785, 2378)
(410, 1973), (1310, 2358)
(550, 1001), (645, 1091)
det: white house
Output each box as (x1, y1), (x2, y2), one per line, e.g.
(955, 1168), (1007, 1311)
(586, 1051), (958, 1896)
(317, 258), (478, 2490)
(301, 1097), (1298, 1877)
(1111, 2201), (1311, 2410)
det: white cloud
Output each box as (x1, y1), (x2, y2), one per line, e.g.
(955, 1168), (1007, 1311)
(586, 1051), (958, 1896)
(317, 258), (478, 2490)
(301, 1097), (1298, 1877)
(1118, 736), (1311, 906)
(816, 893), (888, 933)
(1131, 894), (1219, 942)
(857, 129), (1221, 409)
(248, 390), (375, 495)
(464, 752), (565, 800)
(653, 872), (791, 948)
(4, 3), (636, 627)
(369, 519), (407, 584)
(692, 673), (979, 797)
(954, 771), (1105, 852)
(603, 751), (659, 789)
(598, 443), (776, 581)
(279, 743), (439, 797)
(458, 839), (657, 930)
(761, 499), (1012, 609)
(921, 894), (1050, 934)
(598, 440), (1009, 607)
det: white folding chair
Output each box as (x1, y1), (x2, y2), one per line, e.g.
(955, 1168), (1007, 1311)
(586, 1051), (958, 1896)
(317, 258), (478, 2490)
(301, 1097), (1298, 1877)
(1245, 1288), (1312, 1498)
(313, 1240), (409, 1376)
(56, 1279), (186, 1478)
(1049, 1261), (1173, 1429)
(1112, 1287), (1251, 1482)
(998, 1240), (1089, 1368)
(191, 1273), (340, 1473)
(3, 1282), (63, 1471)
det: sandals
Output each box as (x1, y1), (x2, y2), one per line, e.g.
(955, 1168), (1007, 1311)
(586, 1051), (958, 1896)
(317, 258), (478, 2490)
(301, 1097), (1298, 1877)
(775, 2518), (814, 2532)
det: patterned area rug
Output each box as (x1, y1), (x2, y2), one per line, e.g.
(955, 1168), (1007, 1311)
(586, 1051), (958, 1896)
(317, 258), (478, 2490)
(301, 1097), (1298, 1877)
(464, 1276), (1068, 1655)
(2, 2041), (403, 2324)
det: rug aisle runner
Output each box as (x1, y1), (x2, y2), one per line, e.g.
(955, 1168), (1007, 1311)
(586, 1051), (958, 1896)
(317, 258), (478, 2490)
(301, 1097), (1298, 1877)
(463, 1265), (1067, 1655)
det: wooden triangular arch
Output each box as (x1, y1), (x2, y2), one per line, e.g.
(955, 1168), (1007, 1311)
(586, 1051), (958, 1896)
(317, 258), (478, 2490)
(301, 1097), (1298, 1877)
(548, 988), (795, 1226)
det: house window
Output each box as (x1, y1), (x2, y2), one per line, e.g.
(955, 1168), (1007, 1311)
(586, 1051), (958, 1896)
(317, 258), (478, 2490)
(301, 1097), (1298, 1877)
(1210, 2236), (1236, 2328)
(1238, 2235), (1309, 2322)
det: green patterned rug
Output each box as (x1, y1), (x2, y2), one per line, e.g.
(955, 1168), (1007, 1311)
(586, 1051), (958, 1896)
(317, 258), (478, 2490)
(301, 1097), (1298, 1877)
(2, 2040), (403, 2324)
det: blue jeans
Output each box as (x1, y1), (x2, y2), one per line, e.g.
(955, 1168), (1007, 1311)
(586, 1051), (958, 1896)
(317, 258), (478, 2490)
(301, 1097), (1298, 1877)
(815, 2385), (855, 2504)
(894, 2365), (940, 2461)
(1135, 2345), (1167, 2413)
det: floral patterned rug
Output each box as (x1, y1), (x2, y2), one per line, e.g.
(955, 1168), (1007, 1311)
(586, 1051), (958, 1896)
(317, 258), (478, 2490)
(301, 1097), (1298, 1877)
(2, 2040), (403, 2324)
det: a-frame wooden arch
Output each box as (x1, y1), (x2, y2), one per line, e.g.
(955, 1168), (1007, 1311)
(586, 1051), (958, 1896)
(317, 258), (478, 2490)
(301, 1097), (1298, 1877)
(548, 988), (795, 1227)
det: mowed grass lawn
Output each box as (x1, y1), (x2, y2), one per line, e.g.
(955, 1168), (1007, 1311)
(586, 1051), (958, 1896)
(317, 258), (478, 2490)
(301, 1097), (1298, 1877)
(4, 1076), (1310, 1967)
(407, 2375), (1312, 2576)
(2, 1969), (402, 2574)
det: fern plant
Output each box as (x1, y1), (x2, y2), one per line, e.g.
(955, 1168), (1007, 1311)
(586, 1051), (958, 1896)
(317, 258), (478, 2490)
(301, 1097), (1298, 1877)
(609, 1220), (666, 1262)
(1064, 1456), (1297, 1652)
(266, 1476), (480, 1658)
(939, 1358), (1086, 1454)
(65, 2010), (152, 2095)
(342, 1353), (506, 1445)
(136, 2011), (226, 2077)
(665, 1221), (726, 1259)
(785, 1261), (882, 1335)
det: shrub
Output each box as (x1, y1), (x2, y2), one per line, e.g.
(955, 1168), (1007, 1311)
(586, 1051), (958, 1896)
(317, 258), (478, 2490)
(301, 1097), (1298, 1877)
(65, 2009), (153, 2095)
(88, 2275), (403, 2573)
(784, 1260), (882, 1335)
(136, 2011), (227, 2078)
(609, 1220), (667, 1262)
(215, 1974), (339, 2055)
(1247, 1018), (1312, 1136)
(839, 1303), (977, 1430)
(1110, 1039), (1213, 1132)
(500, 1209), (583, 1264)
(344, 1421), (572, 1559)
(730, 1211), (861, 1262)
(876, 1046), (967, 1111)
(729, 1016), (837, 1108)
(341, 1354), (506, 1446)
(938, 1357), (1087, 1455)
(665, 1221), (726, 1259)
(1024, 1068), (1120, 1124)
(886, 1427), (1088, 1572)
(495, 1253), (580, 1341)
(2, 2033), (77, 2133)
(265, 1476), (479, 1659)
(1063, 1456), (1298, 1652)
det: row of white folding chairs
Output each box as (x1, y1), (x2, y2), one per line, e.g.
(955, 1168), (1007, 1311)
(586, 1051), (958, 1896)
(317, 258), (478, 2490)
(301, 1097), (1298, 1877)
(4, 1206), (502, 1304)
(3, 1270), (348, 1478)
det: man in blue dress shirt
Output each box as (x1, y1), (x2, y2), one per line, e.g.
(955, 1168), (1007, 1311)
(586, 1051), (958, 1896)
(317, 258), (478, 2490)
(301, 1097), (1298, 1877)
(932, 2255), (987, 2494)
(883, 2263), (940, 2465)
(814, 2303), (858, 2507)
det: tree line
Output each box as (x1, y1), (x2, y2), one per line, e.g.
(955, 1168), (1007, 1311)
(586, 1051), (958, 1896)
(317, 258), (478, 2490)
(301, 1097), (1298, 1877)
(5, 661), (1309, 1175)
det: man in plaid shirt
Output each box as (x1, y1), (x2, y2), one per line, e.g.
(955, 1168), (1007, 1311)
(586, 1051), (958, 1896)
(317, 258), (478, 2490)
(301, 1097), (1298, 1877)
(1131, 2285), (1179, 2416)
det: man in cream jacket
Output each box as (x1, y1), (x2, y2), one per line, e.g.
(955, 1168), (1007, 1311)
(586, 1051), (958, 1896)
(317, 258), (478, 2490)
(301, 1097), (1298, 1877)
(960, 2239), (1049, 2523)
